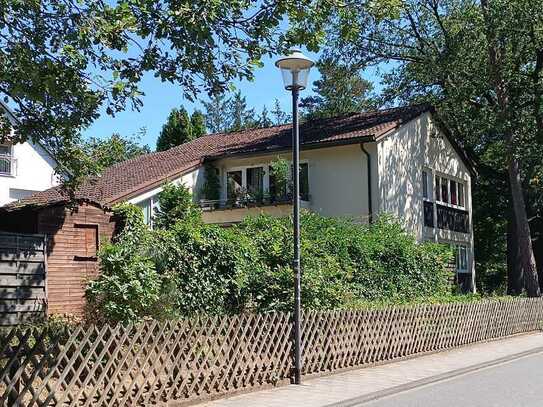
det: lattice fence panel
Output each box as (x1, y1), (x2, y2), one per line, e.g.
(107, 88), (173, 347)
(0, 298), (542, 405)
(302, 298), (543, 376)
(0, 312), (292, 406)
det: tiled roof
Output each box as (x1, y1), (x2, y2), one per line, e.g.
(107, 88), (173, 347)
(2, 104), (432, 211)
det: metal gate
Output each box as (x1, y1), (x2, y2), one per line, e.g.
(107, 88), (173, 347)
(0, 232), (46, 325)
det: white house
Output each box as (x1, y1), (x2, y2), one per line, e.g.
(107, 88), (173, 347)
(0, 101), (60, 206)
(2, 105), (476, 291)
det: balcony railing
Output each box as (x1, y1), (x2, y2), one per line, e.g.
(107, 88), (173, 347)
(0, 154), (15, 176)
(424, 202), (469, 233)
(199, 193), (295, 211)
(436, 203), (469, 233)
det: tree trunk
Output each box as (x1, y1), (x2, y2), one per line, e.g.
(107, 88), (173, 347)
(507, 157), (540, 296)
(506, 211), (524, 295)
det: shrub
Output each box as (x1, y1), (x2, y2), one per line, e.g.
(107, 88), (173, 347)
(90, 205), (454, 323)
(240, 212), (453, 311)
(86, 204), (176, 323)
(153, 183), (201, 229)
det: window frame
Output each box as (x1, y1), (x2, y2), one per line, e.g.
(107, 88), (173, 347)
(434, 173), (467, 210)
(224, 160), (310, 203)
(455, 244), (469, 273)
(0, 144), (13, 176)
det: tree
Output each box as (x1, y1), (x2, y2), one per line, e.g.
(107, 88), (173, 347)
(203, 94), (230, 133)
(191, 110), (207, 138)
(228, 91), (257, 132)
(81, 131), (150, 173)
(294, 0), (543, 295)
(300, 57), (375, 119)
(258, 106), (274, 128)
(271, 99), (291, 125)
(156, 108), (193, 151)
(0, 0), (310, 182)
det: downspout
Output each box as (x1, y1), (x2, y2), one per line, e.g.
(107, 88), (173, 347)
(360, 143), (373, 223)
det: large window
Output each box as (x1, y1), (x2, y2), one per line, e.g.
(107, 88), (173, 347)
(246, 166), (264, 196)
(0, 145), (12, 175)
(435, 175), (466, 208)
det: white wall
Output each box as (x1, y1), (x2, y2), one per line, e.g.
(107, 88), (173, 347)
(376, 112), (475, 276)
(127, 168), (203, 206)
(211, 144), (372, 221)
(0, 140), (59, 206)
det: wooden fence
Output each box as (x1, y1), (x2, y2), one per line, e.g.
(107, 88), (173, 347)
(0, 298), (542, 406)
(0, 232), (47, 326)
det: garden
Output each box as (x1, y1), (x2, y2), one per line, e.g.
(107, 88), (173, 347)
(86, 184), (462, 325)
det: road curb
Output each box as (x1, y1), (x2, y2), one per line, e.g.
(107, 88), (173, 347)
(324, 346), (543, 407)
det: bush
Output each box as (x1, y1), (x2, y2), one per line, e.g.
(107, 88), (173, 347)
(86, 204), (177, 323)
(153, 183), (201, 229)
(90, 201), (454, 323)
(240, 212), (452, 311)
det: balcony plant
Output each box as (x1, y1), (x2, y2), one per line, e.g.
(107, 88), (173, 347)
(269, 158), (290, 203)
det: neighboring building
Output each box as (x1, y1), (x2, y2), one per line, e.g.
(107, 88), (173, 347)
(0, 101), (60, 206)
(0, 105), (477, 311)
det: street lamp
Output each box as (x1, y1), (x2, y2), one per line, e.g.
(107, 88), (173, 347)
(275, 49), (314, 385)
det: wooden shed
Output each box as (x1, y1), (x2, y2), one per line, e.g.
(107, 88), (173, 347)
(0, 200), (116, 316)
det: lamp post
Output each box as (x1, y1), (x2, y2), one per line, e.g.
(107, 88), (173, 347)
(275, 49), (314, 385)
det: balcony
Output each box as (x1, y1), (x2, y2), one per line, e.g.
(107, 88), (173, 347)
(199, 193), (308, 225)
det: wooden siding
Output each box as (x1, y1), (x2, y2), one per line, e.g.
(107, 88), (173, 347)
(36, 203), (115, 316)
(0, 232), (46, 325)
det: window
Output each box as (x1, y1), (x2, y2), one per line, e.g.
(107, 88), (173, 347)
(455, 244), (468, 273)
(226, 170), (243, 200)
(73, 224), (99, 261)
(450, 180), (457, 205)
(435, 175), (441, 202)
(246, 167), (264, 196)
(0, 145), (12, 175)
(290, 163), (309, 201)
(422, 170), (429, 199)
(458, 183), (465, 207)
(440, 177), (449, 204)
(435, 174), (466, 209)
(136, 195), (160, 228)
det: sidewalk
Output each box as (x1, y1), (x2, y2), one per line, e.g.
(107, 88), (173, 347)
(200, 332), (543, 407)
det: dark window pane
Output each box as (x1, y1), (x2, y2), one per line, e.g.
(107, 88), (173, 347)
(458, 183), (465, 207)
(422, 171), (428, 199)
(300, 163), (309, 200)
(441, 177), (449, 203)
(450, 180), (457, 205)
(435, 175), (441, 202)
(246, 167), (264, 196)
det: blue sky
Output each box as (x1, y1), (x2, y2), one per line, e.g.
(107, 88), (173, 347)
(82, 51), (384, 150)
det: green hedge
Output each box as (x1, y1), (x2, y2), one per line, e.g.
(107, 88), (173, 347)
(87, 185), (454, 323)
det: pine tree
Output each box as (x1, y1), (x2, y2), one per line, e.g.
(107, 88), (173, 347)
(271, 99), (291, 125)
(228, 91), (256, 132)
(258, 106), (273, 128)
(203, 94), (230, 133)
(300, 57), (374, 120)
(191, 110), (207, 138)
(156, 107), (193, 151)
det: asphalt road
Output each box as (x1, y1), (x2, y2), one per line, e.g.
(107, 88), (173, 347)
(360, 352), (543, 407)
